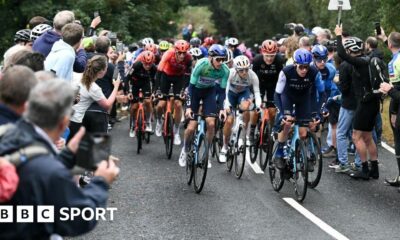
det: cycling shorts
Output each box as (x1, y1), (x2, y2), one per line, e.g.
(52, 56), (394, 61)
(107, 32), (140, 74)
(227, 88), (251, 110)
(190, 86), (217, 117)
(160, 72), (185, 99)
(259, 81), (275, 102)
(353, 99), (379, 131)
(131, 82), (151, 103)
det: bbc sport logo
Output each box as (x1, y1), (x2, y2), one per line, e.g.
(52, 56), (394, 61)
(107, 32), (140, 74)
(0, 206), (117, 223)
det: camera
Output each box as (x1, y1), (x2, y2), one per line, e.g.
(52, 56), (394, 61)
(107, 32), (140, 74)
(75, 132), (111, 170)
(116, 41), (124, 52)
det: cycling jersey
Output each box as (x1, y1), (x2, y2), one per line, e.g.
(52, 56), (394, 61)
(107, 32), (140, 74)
(275, 65), (324, 119)
(157, 49), (192, 77)
(125, 61), (156, 98)
(187, 58), (230, 115)
(225, 68), (261, 109)
(252, 54), (285, 101)
(311, 61), (336, 97)
(389, 51), (400, 83)
(190, 58), (229, 89)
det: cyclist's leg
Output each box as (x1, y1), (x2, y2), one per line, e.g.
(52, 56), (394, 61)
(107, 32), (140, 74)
(238, 88), (252, 128)
(172, 77), (185, 135)
(202, 87), (217, 145)
(224, 91), (239, 147)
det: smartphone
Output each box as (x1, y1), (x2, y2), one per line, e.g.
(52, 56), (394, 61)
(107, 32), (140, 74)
(76, 132), (111, 170)
(116, 41), (124, 52)
(375, 22), (381, 35)
(94, 11), (99, 18)
(108, 32), (117, 39)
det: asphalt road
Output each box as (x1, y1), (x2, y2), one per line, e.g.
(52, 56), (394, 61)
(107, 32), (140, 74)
(73, 117), (400, 240)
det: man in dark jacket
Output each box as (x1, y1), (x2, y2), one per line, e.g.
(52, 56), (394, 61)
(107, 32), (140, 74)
(335, 24), (379, 180)
(0, 80), (119, 239)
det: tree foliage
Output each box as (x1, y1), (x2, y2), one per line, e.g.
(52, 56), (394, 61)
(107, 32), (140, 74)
(190, 0), (400, 46)
(0, 0), (185, 56)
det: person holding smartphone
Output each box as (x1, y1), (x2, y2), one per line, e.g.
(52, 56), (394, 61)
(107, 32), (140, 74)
(68, 55), (121, 140)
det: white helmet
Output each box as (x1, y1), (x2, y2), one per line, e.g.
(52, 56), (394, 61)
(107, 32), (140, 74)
(224, 48), (233, 64)
(227, 37), (239, 46)
(311, 26), (323, 35)
(30, 24), (52, 41)
(142, 37), (154, 45)
(233, 55), (250, 69)
(189, 47), (202, 58)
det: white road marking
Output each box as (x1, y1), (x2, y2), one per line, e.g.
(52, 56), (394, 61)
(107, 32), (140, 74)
(245, 150), (264, 174)
(381, 141), (395, 155)
(283, 198), (350, 240)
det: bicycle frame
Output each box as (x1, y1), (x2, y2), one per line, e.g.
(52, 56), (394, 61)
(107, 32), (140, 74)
(194, 115), (206, 164)
(289, 124), (301, 173)
(162, 85), (174, 137)
(135, 90), (146, 133)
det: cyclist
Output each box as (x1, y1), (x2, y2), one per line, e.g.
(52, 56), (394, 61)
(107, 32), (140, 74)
(273, 48), (325, 169)
(135, 43), (161, 65)
(219, 55), (262, 163)
(226, 37), (242, 58)
(178, 44), (229, 167)
(189, 47), (204, 68)
(155, 40), (192, 145)
(125, 51), (157, 137)
(200, 37), (214, 57)
(251, 39), (285, 143)
(224, 48), (234, 68)
(310, 45), (338, 160)
(190, 37), (202, 48)
(14, 29), (33, 48)
(158, 40), (170, 57)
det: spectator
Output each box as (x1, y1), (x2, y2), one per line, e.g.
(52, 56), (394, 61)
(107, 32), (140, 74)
(82, 36), (116, 133)
(299, 36), (312, 51)
(32, 10), (75, 57)
(10, 51), (45, 72)
(28, 16), (50, 29)
(365, 36), (384, 60)
(0, 65), (38, 125)
(0, 79), (119, 238)
(32, 10), (89, 73)
(69, 55), (120, 139)
(44, 23), (83, 81)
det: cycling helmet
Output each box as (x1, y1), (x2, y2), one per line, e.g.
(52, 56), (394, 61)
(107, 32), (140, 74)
(30, 24), (52, 41)
(224, 48), (233, 63)
(343, 37), (363, 53)
(311, 26), (323, 35)
(311, 44), (328, 59)
(142, 37), (154, 45)
(189, 37), (202, 47)
(227, 37), (239, 47)
(159, 40), (170, 51)
(233, 55), (251, 69)
(14, 29), (31, 43)
(203, 37), (214, 46)
(174, 40), (190, 52)
(208, 44), (226, 57)
(144, 43), (157, 54)
(261, 39), (277, 54)
(293, 48), (313, 65)
(141, 50), (155, 64)
(189, 47), (202, 58)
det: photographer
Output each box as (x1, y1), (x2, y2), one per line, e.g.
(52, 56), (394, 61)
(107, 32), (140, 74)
(0, 80), (119, 239)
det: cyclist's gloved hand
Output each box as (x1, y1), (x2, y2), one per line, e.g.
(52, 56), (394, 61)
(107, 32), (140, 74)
(219, 110), (226, 122)
(185, 108), (194, 119)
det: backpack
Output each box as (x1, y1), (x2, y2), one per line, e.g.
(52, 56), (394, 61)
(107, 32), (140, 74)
(0, 124), (49, 167)
(368, 56), (389, 94)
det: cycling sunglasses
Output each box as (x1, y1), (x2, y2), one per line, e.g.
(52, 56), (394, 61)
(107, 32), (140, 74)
(315, 57), (328, 63)
(297, 64), (310, 71)
(214, 57), (226, 63)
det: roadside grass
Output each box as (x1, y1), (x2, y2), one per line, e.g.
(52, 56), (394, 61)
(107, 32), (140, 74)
(382, 97), (394, 146)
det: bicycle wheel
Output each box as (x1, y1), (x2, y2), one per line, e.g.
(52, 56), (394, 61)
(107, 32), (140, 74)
(214, 121), (224, 163)
(259, 120), (271, 171)
(164, 113), (174, 159)
(294, 139), (308, 202)
(268, 141), (284, 191)
(136, 112), (143, 154)
(249, 122), (260, 163)
(144, 131), (150, 144)
(306, 132), (322, 188)
(226, 147), (234, 172)
(193, 134), (208, 193)
(234, 125), (246, 179)
(186, 148), (194, 185)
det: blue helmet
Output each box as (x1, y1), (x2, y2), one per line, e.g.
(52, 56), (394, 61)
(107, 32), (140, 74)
(293, 48), (313, 65)
(208, 44), (227, 57)
(311, 44), (328, 59)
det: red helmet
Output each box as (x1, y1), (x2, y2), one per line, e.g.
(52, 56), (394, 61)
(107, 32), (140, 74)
(141, 50), (155, 64)
(203, 37), (214, 46)
(144, 43), (157, 54)
(174, 40), (189, 52)
(261, 39), (278, 54)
